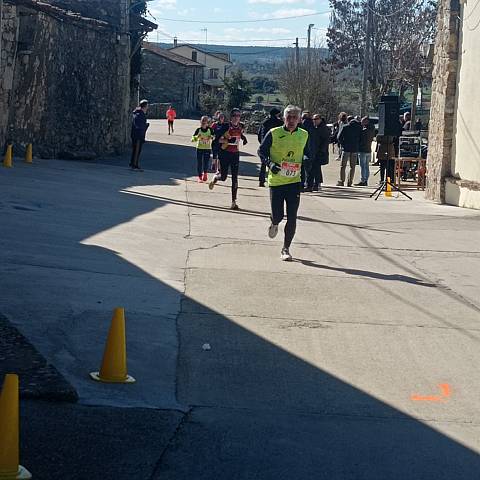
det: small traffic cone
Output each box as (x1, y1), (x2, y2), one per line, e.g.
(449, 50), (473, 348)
(385, 176), (392, 197)
(90, 308), (135, 383)
(24, 145), (32, 164)
(0, 374), (32, 479)
(3, 145), (13, 168)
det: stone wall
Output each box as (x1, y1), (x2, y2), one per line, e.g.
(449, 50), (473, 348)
(0, 2), (18, 148)
(141, 50), (203, 117)
(0, 1), (131, 158)
(426, 0), (460, 202)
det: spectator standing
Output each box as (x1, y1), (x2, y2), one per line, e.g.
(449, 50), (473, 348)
(356, 116), (376, 186)
(305, 115), (330, 191)
(166, 105), (176, 134)
(337, 117), (362, 186)
(257, 108), (283, 187)
(130, 99), (149, 172)
(376, 135), (396, 185)
(334, 112), (349, 161)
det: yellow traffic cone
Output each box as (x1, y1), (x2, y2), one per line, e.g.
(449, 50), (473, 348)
(90, 308), (135, 383)
(0, 374), (32, 479)
(3, 145), (13, 168)
(24, 145), (32, 164)
(385, 176), (392, 197)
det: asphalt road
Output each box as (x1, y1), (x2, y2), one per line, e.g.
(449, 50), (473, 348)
(1, 118), (480, 479)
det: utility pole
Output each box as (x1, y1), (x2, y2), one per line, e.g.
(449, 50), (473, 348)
(294, 37), (299, 66)
(360, 0), (374, 116)
(307, 24), (314, 68)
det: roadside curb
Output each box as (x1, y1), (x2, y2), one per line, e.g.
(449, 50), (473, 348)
(0, 314), (78, 402)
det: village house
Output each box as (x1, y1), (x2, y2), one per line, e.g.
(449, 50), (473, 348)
(0, 0), (154, 158)
(169, 41), (232, 96)
(427, 0), (480, 209)
(141, 42), (203, 117)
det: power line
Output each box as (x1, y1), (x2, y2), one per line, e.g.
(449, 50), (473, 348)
(154, 10), (330, 24)
(367, 0), (419, 18)
(178, 37), (307, 43)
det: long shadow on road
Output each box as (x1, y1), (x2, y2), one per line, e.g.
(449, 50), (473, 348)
(0, 142), (479, 479)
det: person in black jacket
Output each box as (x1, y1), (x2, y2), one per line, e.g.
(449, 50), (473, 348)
(337, 117), (362, 186)
(305, 115), (330, 191)
(130, 99), (150, 171)
(257, 108), (283, 187)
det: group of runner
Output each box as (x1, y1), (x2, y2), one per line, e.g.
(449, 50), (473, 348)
(191, 105), (308, 261)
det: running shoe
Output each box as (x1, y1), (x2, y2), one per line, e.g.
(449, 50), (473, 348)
(209, 178), (216, 190)
(231, 201), (239, 210)
(198, 175), (203, 182)
(281, 247), (292, 261)
(268, 223), (278, 239)
(202, 172), (208, 182)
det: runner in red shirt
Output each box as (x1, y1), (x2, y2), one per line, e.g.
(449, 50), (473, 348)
(166, 105), (176, 135)
(208, 108), (247, 210)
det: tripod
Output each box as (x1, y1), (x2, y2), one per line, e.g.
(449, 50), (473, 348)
(370, 163), (412, 201)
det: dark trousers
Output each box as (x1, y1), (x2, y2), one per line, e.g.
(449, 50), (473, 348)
(130, 140), (144, 168)
(380, 159), (395, 183)
(259, 161), (267, 184)
(306, 160), (323, 188)
(196, 149), (210, 176)
(216, 150), (240, 201)
(270, 182), (301, 249)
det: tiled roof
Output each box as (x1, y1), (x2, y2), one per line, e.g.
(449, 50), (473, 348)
(143, 42), (203, 67)
(169, 44), (233, 64)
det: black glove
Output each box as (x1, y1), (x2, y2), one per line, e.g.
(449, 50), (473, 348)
(242, 137), (248, 146)
(268, 161), (281, 174)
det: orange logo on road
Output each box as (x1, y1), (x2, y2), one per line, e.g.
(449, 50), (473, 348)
(411, 384), (451, 402)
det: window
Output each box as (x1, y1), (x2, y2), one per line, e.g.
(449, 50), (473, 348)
(192, 51), (197, 62)
(209, 68), (219, 79)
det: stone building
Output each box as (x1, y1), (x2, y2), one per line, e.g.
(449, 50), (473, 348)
(169, 42), (232, 95)
(427, 0), (480, 209)
(0, 0), (144, 158)
(141, 42), (203, 117)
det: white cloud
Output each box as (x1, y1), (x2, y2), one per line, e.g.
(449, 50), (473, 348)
(148, 0), (176, 13)
(269, 8), (317, 18)
(213, 7), (222, 13)
(224, 27), (291, 35)
(248, 0), (298, 4)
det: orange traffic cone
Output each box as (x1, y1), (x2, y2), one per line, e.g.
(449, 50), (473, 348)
(385, 176), (392, 197)
(24, 145), (32, 164)
(3, 145), (12, 168)
(90, 308), (135, 383)
(0, 374), (32, 479)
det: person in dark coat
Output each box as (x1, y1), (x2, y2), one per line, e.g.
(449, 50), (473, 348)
(257, 108), (283, 187)
(337, 117), (362, 186)
(376, 135), (396, 184)
(305, 115), (330, 191)
(130, 99), (150, 171)
(299, 111), (314, 188)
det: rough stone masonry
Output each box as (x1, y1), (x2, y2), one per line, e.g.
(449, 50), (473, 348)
(0, 0), (131, 158)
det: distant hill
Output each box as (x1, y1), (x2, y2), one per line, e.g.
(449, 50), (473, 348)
(153, 42), (329, 74)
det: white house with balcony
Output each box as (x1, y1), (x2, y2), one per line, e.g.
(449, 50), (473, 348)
(169, 42), (232, 94)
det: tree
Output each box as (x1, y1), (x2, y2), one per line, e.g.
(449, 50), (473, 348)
(199, 92), (221, 115)
(278, 47), (339, 121)
(223, 70), (253, 110)
(327, 0), (437, 107)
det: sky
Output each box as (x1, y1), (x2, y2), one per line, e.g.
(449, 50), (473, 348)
(145, 0), (332, 48)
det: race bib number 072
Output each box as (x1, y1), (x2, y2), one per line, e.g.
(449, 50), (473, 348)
(281, 161), (300, 177)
